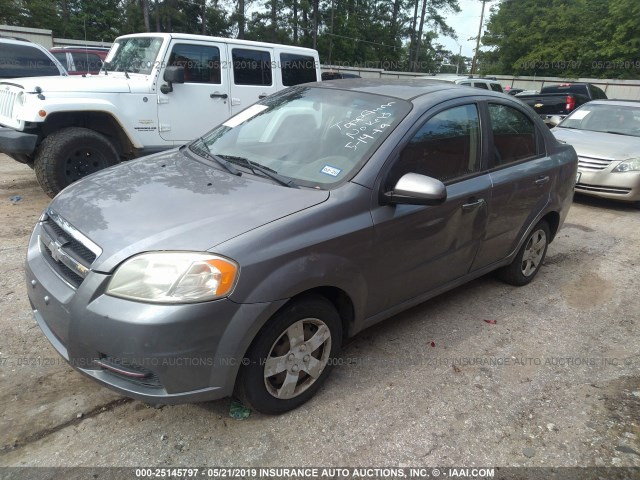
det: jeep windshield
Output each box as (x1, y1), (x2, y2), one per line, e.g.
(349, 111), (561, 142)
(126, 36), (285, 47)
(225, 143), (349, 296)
(104, 37), (164, 75)
(193, 86), (411, 189)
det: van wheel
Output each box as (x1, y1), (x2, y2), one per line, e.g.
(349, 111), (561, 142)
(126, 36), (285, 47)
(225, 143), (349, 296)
(34, 128), (119, 197)
(498, 220), (550, 286)
(235, 295), (342, 414)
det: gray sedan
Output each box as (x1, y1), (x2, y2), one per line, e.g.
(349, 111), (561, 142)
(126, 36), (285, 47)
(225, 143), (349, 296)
(552, 99), (640, 205)
(26, 80), (577, 414)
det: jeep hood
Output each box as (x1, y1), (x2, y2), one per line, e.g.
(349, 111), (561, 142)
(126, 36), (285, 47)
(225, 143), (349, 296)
(7, 73), (144, 94)
(49, 148), (329, 273)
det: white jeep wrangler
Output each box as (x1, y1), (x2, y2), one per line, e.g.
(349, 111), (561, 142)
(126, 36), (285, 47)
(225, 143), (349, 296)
(0, 33), (321, 197)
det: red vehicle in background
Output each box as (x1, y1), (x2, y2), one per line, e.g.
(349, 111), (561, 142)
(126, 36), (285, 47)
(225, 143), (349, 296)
(49, 47), (109, 75)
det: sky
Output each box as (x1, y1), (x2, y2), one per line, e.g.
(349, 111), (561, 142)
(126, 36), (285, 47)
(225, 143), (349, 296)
(437, 0), (498, 59)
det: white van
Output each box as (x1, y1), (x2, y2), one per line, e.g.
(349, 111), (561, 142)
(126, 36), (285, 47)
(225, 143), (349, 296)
(0, 33), (321, 196)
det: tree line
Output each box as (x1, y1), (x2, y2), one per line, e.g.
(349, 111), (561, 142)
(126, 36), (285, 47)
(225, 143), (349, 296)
(2, 0), (639, 78)
(481, 0), (640, 79)
(0, 0), (469, 73)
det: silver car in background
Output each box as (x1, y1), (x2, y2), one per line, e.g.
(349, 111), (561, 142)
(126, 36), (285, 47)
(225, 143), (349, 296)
(552, 100), (640, 206)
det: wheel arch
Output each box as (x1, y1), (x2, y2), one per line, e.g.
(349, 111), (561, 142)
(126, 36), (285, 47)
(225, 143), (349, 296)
(542, 210), (561, 242)
(40, 111), (136, 159)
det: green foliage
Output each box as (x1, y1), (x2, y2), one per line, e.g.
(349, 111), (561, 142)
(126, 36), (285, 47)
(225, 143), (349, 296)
(481, 0), (640, 79)
(0, 0), (466, 73)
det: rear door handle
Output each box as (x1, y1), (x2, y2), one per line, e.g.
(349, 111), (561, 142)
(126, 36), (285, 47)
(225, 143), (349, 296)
(462, 198), (485, 211)
(534, 175), (550, 185)
(258, 93), (268, 99)
(210, 93), (228, 99)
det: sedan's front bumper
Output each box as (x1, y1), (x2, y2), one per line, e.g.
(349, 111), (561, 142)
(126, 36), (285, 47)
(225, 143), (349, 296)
(26, 222), (286, 404)
(576, 167), (640, 202)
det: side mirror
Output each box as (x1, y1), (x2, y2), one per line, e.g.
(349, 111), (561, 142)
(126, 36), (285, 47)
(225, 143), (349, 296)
(160, 66), (185, 94)
(383, 173), (447, 206)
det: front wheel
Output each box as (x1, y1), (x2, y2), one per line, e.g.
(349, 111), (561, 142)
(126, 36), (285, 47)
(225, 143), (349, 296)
(235, 295), (342, 414)
(34, 127), (119, 197)
(498, 219), (550, 286)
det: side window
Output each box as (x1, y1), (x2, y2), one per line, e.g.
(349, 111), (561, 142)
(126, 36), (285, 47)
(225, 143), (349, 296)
(280, 53), (317, 86)
(488, 104), (538, 167)
(390, 104), (481, 186)
(232, 48), (272, 86)
(490, 83), (503, 92)
(168, 44), (221, 84)
(474, 82), (489, 90)
(51, 52), (68, 69)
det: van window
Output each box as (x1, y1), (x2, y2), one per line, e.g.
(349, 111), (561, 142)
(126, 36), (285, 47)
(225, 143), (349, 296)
(473, 82), (489, 89)
(168, 44), (221, 84)
(232, 48), (272, 86)
(490, 83), (503, 92)
(280, 53), (317, 86)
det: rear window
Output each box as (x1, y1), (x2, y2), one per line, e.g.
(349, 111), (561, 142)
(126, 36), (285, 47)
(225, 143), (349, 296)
(490, 83), (503, 92)
(232, 48), (272, 86)
(280, 53), (317, 86)
(541, 84), (588, 95)
(0, 44), (61, 78)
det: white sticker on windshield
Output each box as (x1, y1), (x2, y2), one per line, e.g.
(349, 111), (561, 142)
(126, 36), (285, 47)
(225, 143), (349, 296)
(223, 105), (269, 128)
(320, 165), (342, 177)
(570, 110), (591, 120)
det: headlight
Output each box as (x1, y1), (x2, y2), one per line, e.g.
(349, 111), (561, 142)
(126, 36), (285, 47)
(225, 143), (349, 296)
(612, 158), (640, 172)
(106, 252), (239, 303)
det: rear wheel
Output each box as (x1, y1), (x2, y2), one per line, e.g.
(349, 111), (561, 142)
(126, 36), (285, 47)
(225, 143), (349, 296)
(235, 295), (342, 414)
(498, 220), (550, 286)
(34, 127), (119, 197)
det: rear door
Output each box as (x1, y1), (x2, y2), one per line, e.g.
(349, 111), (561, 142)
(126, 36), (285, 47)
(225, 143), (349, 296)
(229, 46), (277, 115)
(157, 39), (230, 142)
(472, 101), (553, 269)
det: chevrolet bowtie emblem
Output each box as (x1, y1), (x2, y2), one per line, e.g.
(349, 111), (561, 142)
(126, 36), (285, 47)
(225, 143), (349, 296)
(534, 103), (543, 108)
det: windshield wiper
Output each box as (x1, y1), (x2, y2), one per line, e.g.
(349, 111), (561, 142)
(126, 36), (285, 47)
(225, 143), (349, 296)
(603, 130), (630, 136)
(217, 154), (298, 188)
(191, 139), (242, 176)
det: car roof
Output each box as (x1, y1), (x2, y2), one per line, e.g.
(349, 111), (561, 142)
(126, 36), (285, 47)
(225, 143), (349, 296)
(586, 99), (640, 108)
(307, 78), (507, 102)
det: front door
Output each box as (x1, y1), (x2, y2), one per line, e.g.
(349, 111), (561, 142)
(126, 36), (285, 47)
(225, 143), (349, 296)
(368, 103), (491, 317)
(157, 40), (230, 142)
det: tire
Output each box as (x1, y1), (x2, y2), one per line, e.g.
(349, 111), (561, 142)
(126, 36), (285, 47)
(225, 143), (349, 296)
(235, 295), (342, 414)
(498, 219), (550, 286)
(34, 127), (119, 198)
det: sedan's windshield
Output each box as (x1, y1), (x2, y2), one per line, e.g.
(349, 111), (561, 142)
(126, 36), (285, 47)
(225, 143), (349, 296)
(195, 86), (411, 189)
(104, 37), (164, 75)
(559, 104), (640, 137)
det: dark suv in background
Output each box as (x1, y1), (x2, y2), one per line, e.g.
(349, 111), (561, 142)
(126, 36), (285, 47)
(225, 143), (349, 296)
(0, 37), (67, 78)
(49, 47), (109, 75)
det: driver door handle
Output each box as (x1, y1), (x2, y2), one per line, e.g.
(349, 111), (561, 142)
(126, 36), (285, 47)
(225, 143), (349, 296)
(535, 175), (550, 185)
(210, 93), (228, 99)
(462, 198), (485, 211)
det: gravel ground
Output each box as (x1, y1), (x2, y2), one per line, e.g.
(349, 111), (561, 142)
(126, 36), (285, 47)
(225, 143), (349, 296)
(0, 154), (638, 469)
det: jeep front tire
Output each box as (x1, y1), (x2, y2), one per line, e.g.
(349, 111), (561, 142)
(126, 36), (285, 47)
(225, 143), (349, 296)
(34, 127), (119, 197)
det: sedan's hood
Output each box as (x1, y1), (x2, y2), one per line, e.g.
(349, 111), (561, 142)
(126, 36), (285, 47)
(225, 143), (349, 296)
(49, 149), (329, 272)
(552, 128), (640, 160)
(6, 73), (134, 94)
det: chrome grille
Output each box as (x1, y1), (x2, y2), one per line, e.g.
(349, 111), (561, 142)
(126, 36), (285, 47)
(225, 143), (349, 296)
(38, 210), (100, 289)
(575, 184), (632, 195)
(578, 156), (613, 171)
(0, 88), (17, 121)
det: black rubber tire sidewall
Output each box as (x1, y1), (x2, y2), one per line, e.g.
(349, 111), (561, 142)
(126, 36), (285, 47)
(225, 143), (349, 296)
(34, 127), (119, 198)
(498, 220), (550, 286)
(236, 295), (342, 415)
